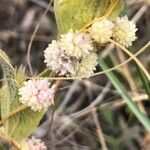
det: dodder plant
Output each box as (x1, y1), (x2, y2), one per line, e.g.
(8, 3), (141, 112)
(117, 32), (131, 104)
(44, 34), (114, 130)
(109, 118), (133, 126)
(0, 0), (150, 149)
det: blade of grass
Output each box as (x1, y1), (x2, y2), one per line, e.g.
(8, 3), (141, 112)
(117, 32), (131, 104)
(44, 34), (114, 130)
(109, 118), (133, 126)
(137, 68), (150, 99)
(98, 59), (150, 132)
(130, 48), (150, 100)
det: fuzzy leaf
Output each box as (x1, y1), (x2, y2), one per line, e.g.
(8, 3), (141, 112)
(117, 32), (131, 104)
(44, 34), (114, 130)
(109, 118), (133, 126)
(0, 50), (44, 141)
(0, 50), (17, 125)
(54, 0), (124, 33)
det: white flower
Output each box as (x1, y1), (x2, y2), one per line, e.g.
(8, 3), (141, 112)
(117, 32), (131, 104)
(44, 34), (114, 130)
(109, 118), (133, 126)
(90, 19), (114, 44)
(21, 136), (47, 150)
(59, 30), (94, 58)
(19, 79), (55, 111)
(76, 53), (98, 77)
(112, 16), (137, 47)
(44, 40), (77, 76)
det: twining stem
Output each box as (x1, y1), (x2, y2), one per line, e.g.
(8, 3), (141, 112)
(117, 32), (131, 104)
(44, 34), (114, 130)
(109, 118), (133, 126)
(0, 105), (28, 126)
(27, 41), (150, 81)
(109, 39), (150, 81)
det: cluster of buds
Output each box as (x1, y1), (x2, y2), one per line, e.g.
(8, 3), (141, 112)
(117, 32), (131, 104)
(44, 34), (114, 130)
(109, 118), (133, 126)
(18, 79), (55, 111)
(90, 16), (137, 47)
(44, 30), (97, 77)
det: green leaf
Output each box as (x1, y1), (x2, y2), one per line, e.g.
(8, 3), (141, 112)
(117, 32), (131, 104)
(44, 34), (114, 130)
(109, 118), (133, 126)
(0, 50), (45, 141)
(98, 59), (150, 132)
(7, 108), (44, 141)
(54, 0), (124, 33)
(0, 50), (17, 127)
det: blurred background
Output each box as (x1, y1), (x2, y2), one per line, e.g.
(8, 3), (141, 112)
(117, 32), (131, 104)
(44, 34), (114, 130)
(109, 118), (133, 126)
(0, 0), (150, 149)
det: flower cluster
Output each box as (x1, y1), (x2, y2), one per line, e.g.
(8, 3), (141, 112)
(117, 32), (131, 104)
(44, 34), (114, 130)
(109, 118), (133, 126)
(112, 16), (137, 47)
(21, 136), (47, 150)
(90, 16), (137, 47)
(44, 31), (97, 77)
(44, 40), (79, 76)
(19, 16), (137, 110)
(19, 79), (55, 111)
(60, 31), (94, 58)
(76, 53), (98, 77)
(90, 19), (114, 44)
(44, 16), (137, 77)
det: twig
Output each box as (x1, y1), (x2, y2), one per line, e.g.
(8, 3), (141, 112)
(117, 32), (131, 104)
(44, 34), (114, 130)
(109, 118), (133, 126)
(0, 30), (52, 42)
(54, 117), (88, 146)
(28, 0), (54, 12)
(117, 47), (146, 113)
(27, 0), (52, 75)
(92, 108), (108, 150)
(69, 82), (111, 118)
(56, 80), (80, 114)
(69, 93), (149, 119)
(46, 107), (55, 138)
(102, 94), (148, 109)
(131, 5), (148, 22)
(83, 80), (118, 94)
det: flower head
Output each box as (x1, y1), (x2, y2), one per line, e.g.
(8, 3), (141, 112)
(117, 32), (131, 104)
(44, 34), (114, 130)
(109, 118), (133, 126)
(21, 136), (47, 150)
(90, 19), (114, 44)
(76, 53), (98, 77)
(60, 30), (94, 58)
(19, 79), (55, 111)
(44, 40), (77, 76)
(112, 16), (137, 47)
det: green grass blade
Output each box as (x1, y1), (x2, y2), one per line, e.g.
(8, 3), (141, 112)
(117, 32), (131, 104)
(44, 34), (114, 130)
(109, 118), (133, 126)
(135, 64), (150, 99)
(98, 59), (150, 132)
(129, 49), (150, 100)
